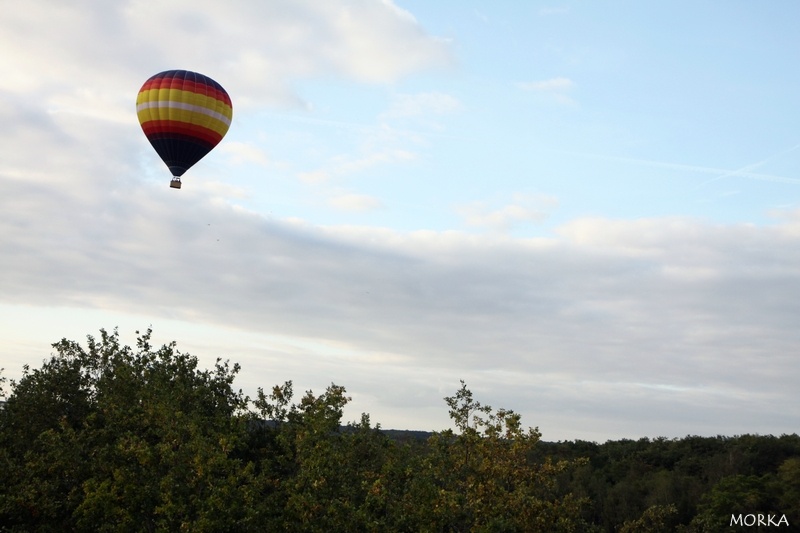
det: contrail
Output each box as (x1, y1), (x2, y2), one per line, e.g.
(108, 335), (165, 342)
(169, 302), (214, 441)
(695, 142), (800, 188)
(560, 146), (800, 185)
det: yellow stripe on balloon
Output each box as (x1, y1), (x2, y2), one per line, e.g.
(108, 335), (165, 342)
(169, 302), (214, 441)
(136, 88), (232, 138)
(136, 88), (233, 120)
(136, 101), (232, 126)
(137, 107), (231, 137)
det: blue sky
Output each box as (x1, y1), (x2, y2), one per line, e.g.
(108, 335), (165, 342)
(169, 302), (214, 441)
(218, 1), (800, 236)
(1, 1), (799, 441)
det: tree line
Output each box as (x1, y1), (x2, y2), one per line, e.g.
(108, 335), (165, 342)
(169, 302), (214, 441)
(0, 328), (796, 531)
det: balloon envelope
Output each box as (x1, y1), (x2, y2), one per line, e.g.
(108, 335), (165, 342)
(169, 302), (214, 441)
(136, 70), (233, 184)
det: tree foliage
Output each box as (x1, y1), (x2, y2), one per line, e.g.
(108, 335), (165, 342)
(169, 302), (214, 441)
(0, 328), (253, 532)
(399, 380), (590, 532)
(539, 433), (800, 532)
(1, 329), (797, 532)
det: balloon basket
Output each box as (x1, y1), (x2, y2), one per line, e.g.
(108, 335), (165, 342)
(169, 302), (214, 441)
(170, 178), (182, 189)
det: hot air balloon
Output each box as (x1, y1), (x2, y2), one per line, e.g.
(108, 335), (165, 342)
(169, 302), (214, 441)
(136, 70), (233, 189)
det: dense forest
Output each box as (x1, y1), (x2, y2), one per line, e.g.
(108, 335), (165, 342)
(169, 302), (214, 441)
(0, 329), (797, 532)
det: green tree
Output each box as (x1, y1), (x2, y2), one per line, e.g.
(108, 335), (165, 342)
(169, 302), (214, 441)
(619, 504), (678, 533)
(776, 457), (800, 525)
(0, 328), (257, 532)
(398, 381), (591, 532)
(251, 381), (395, 531)
(689, 474), (779, 532)
(0, 366), (7, 399)
(0, 347), (95, 530)
(19, 329), (796, 531)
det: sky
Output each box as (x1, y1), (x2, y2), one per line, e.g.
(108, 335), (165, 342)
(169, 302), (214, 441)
(1, 0), (799, 442)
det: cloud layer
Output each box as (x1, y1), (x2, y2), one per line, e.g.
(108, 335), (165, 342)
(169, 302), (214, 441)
(3, 161), (800, 438)
(0, 0), (453, 111)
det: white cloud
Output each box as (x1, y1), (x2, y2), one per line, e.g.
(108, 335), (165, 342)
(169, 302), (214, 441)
(292, 90), (458, 185)
(221, 142), (271, 167)
(192, 180), (250, 200)
(456, 193), (559, 231)
(0, 0), (454, 111)
(321, 0), (453, 83)
(328, 193), (385, 212)
(297, 169), (332, 184)
(517, 77), (576, 104)
(518, 77), (575, 92)
(297, 149), (416, 183)
(293, 91), (459, 186)
(3, 165), (800, 438)
(380, 92), (462, 120)
(4, 180), (800, 439)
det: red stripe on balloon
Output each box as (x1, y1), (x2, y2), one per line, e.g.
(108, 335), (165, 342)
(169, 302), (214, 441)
(141, 120), (223, 147)
(139, 73), (231, 106)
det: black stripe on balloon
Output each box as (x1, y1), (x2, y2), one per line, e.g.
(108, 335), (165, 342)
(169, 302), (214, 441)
(147, 137), (215, 177)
